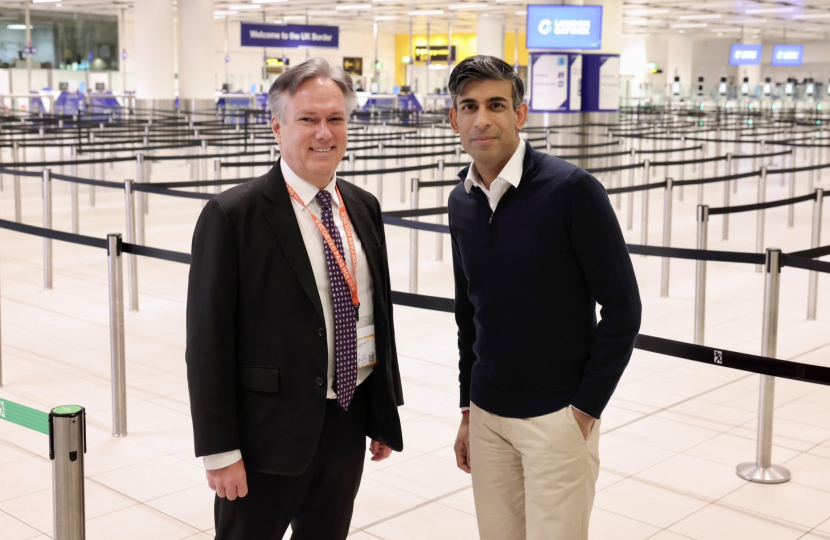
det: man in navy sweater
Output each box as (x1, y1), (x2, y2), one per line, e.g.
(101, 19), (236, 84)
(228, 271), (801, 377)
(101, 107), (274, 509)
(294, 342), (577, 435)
(448, 56), (642, 540)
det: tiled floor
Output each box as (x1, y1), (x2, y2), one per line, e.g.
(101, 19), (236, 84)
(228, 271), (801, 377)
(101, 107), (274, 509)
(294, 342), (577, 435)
(0, 132), (829, 539)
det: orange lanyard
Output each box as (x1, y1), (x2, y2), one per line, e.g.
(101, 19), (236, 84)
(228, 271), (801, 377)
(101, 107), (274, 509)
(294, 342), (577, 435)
(285, 182), (360, 321)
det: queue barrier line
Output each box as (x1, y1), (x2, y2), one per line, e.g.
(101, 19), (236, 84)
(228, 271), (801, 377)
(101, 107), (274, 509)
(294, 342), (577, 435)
(789, 244), (830, 260)
(635, 145), (703, 155)
(674, 170), (760, 188)
(51, 172), (124, 190)
(384, 207), (448, 219)
(132, 183), (214, 200)
(0, 396), (50, 434)
(709, 192), (821, 216)
(606, 181), (668, 196)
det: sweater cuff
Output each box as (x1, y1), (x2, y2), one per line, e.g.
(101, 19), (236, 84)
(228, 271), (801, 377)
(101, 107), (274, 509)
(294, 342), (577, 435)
(570, 388), (606, 420)
(203, 449), (242, 470)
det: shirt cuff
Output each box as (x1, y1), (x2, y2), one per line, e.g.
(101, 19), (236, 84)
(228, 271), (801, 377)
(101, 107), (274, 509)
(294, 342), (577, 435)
(203, 449), (242, 471)
(460, 407), (470, 412)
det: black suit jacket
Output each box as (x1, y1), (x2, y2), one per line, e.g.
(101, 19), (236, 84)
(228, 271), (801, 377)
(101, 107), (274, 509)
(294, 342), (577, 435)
(186, 161), (404, 476)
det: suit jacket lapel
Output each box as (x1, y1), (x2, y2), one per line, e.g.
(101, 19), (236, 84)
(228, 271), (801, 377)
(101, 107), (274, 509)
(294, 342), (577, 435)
(261, 160), (326, 324)
(337, 181), (384, 312)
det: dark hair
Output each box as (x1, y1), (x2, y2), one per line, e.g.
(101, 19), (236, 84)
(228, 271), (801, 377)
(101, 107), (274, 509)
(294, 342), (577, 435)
(448, 55), (525, 111)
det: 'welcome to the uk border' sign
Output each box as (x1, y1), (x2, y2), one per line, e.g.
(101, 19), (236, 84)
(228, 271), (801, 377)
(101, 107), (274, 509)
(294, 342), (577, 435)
(241, 22), (339, 49)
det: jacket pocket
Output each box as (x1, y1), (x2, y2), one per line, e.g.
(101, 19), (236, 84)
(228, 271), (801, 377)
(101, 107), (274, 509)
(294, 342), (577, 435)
(237, 366), (279, 393)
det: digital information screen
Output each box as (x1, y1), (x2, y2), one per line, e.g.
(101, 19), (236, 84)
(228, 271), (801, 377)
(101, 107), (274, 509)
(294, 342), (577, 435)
(771, 45), (804, 67)
(729, 44), (762, 66)
(527, 5), (603, 50)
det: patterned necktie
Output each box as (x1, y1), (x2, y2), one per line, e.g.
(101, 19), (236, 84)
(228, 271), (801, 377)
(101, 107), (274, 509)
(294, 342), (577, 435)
(315, 190), (358, 411)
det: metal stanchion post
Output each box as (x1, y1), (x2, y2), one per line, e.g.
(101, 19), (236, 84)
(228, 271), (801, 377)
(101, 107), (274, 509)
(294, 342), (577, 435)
(660, 178), (674, 297)
(809, 141), (818, 192)
(43, 168), (53, 290)
(807, 188), (824, 320)
(409, 178), (419, 294)
(677, 135), (684, 202)
(787, 150), (797, 227)
(737, 248), (790, 484)
(88, 133), (96, 208)
(640, 160), (650, 246)
(49, 404), (86, 540)
(722, 153), (732, 240)
(123, 181), (139, 312)
(70, 147), (79, 234)
(694, 205), (709, 345)
(376, 143), (384, 202)
(348, 152), (356, 184)
(213, 159), (222, 199)
(626, 149), (636, 230)
(697, 145), (705, 205)
(436, 159), (444, 261)
(12, 141), (21, 223)
(107, 234), (128, 437)
(135, 153), (145, 246)
(616, 139), (624, 209)
(199, 140), (207, 187)
(545, 128), (551, 154)
(755, 167), (767, 273)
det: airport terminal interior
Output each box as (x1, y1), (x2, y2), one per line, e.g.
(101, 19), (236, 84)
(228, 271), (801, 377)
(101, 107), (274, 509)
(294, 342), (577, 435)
(1, 0), (830, 539)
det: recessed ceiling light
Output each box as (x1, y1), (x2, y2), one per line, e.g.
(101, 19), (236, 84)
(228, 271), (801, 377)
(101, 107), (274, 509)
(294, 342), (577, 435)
(228, 4), (261, 10)
(794, 13), (830, 19)
(253, 0), (287, 3)
(746, 7), (793, 14)
(625, 9), (670, 16)
(32, 0), (59, 3)
(374, 15), (399, 20)
(726, 18), (767, 23)
(677, 14), (722, 20)
(670, 23), (708, 28)
(336, 4), (371, 9)
(284, 15), (307, 20)
(409, 10), (444, 15)
(449, 3), (487, 9)
(7, 24), (32, 29)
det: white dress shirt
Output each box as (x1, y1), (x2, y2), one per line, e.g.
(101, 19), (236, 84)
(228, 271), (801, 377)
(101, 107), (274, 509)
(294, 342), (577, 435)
(463, 139), (526, 213)
(203, 159), (375, 470)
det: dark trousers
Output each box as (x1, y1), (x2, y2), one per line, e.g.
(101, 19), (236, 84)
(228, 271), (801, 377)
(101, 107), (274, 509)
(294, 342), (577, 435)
(214, 382), (370, 540)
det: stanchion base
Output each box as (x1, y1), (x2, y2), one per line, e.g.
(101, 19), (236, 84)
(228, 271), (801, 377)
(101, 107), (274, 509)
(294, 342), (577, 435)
(736, 463), (791, 484)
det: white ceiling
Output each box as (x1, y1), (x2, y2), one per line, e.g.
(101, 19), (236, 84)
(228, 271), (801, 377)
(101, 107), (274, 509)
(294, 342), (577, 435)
(0, 0), (828, 40)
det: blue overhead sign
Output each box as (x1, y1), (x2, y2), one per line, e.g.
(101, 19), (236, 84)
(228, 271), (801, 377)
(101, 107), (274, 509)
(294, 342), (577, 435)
(771, 44), (804, 67)
(526, 5), (602, 50)
(729, 44), (762, 66)
(240, 22), (339, 49)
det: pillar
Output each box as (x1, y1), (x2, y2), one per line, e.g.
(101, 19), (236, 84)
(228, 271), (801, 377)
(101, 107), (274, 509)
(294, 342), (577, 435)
(740, 36), (762, 92)
(667, 34), (693, 96)
(476, 15), (505, 59)
(134, 0), (175, 110)
(178, 0), (216, 112)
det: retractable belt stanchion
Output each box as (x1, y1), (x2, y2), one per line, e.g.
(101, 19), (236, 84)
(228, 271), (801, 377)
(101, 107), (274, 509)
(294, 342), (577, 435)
(616, 140), (624, 209)
(756, 167), (768, 273)
(626, 149), (636, 230)
(807, 188), (824, 320)
(135, 153), (146, 246)
(399, 137), (406, 204)
(694, 205), (709, 345)
(107, 233), (128, 437)
(661, 178), (674, 297)
(124, 180), (139, 313)
(88, 133), (96, 208)
(436, 159), (444, 262)
(697, 144), (706, 205)
(377, 143), (384, 203)
(677, 135), (684, 202)
(70, 147), (79, 234)
(43, 168), (53, 290)
(213, 158), (222, 200)
(49, 404), (86, 540)
(641, 159), (650, 246)
(737, 248), (791, 484)
(199, 140), (207, 187)
(722, 153), (732, 240)
(410, 178), (419, 294)
(810, 139), (818, 192)
(12, 140), (21, 223)
(788, 148), (797, 227)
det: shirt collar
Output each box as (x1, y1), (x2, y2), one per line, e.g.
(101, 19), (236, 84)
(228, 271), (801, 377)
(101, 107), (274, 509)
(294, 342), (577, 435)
(281, 158), (339, 208)
(464, 139), (527, 194)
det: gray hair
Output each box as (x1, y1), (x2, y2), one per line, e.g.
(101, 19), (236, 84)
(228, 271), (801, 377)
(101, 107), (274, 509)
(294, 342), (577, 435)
(448, 55), (525, 111)
(267, 57), (358, 123)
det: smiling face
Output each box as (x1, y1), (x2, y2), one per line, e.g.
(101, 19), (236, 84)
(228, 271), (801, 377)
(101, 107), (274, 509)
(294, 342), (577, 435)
(449, 78), (528, 176)
(271, 77), (348, 188)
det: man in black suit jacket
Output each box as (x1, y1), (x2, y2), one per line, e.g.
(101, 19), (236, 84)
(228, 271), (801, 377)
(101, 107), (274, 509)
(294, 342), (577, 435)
(186, 58), (404, 540)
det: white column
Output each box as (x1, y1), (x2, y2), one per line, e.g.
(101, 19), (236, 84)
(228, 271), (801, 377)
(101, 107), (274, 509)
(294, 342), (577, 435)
(741, 36), (762, 90)
(134, 0), (175, 109)
(667, 34), (693, 94)
(596, 0), (622, 56)
(476, 15), (505, 58)
(178, 0), (216, 111)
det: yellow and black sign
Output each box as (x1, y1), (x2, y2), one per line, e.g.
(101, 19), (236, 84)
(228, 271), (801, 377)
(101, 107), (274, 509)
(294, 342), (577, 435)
(265, 57), (289, 67)
(343, 57), (363, 76)
(414, 45), (456, 63)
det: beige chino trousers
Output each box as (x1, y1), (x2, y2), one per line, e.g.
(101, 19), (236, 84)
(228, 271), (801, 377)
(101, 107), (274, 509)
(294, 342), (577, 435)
(469, 402), (601, 540)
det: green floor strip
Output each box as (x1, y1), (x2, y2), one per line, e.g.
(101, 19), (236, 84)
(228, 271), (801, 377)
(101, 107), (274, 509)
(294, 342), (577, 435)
(0, 397), (50, 435)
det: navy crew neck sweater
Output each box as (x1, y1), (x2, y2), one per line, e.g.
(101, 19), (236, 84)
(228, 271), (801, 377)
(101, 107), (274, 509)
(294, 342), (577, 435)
(449, 141), (642, 420)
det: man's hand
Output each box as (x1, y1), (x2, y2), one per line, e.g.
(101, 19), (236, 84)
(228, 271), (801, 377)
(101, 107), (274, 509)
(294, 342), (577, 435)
(370, 440), (393, 462)
(454, 414), (471, 473)
(571, 407), (595, 441)
(206, 458), (248, 500)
